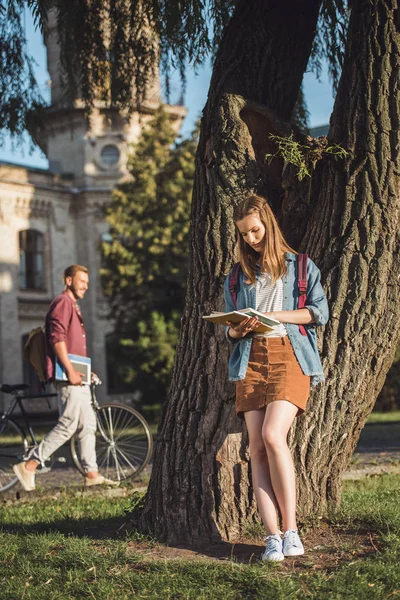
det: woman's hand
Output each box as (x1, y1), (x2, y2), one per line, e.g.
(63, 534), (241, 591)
(226, 316), (260, 339)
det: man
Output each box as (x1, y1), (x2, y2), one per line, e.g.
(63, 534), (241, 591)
(13, 265), (117, 491)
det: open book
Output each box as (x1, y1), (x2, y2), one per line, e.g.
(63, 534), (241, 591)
(202, 308), (280, 333)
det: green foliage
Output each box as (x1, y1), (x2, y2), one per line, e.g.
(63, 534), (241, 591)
(1, 0), (236, 139)
(0, 0), (46, 141)
(102, 108), (197, 400)
(310, 0), (349, 90)
(2, 1), (349, 141)
(265, 133), (348, 181)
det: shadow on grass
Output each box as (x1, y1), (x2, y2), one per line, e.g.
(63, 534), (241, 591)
(0, 514), (268, 563)
(0, 516), (381, 570)
(0, 515), (128, 540)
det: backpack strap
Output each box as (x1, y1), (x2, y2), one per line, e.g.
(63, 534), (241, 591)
(229, 262), (242, 310)
(297, 253), (308, 336)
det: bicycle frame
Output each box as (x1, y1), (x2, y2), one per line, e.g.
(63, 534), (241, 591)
(1, 385), (100, 446)
(1, 382), (153, 488)
(89, 385), (114, 446)
(0, 391), (57, 447)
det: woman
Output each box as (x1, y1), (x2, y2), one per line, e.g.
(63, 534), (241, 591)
(224, 194), (329, 562)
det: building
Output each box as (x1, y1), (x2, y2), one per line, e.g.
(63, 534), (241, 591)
(0, 13), (186, 410)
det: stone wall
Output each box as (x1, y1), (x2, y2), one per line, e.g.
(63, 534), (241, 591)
(0, 166), (113, 410)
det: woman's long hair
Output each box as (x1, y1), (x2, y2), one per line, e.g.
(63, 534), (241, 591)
(234, 194), (296, 285)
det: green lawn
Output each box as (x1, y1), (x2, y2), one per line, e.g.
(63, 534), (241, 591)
(1, 476), (400, 599)
(368, 410), (400, 423)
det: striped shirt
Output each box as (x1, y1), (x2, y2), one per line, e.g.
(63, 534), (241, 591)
(254, 272), (287, 338)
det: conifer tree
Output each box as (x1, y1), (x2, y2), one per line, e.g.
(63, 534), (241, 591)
(101, 109), (197, 401)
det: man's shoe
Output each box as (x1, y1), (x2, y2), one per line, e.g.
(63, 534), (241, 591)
(84, 475), (119, 487)
(262, 534), (284, 562)
(283, 529), (304, 557)
(13, 462), (35, 491)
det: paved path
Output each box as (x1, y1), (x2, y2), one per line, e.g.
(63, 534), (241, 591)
(344, 420), (400, 480)
(2, 421), (400, 499)
(1, 443), (151, 500)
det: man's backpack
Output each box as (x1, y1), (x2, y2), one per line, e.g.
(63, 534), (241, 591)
(228, 254), (309, 336)
(23, 327), (47, 383)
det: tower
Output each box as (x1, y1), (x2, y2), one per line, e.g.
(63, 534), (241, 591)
(0, 10), (188, 406)
(28, 11), (187, 398)
(40, 10), (187, 190)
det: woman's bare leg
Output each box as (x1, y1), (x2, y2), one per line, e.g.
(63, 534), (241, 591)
(244, 409), (280, 535)
(262, 401), (299, 532)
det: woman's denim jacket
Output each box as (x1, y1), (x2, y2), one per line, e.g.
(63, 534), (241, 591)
(224, 252), (329, 387)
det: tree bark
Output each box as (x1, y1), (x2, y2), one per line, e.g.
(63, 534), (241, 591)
(139, 0), (321, 544)
(140, 0), (400, 544)
(290, 0), (400, 515)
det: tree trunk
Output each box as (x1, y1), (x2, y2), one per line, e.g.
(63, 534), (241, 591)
(139, 0), (400, 544)
(139, 0), (321, 544)
(290, 0), (400, 516)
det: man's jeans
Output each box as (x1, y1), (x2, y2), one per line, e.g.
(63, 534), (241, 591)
(28, 383), (98, 473)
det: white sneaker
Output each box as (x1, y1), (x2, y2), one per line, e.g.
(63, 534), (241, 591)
(283, 529), (304, 556)
(262, 534), (284, 562)
(13, 462), (35, 491)
(84, 475), (119, 487)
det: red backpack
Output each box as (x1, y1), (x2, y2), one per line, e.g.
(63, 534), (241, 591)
(228, 254), (308, 336)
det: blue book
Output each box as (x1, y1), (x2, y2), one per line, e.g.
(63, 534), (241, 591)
(55, 354), (91, 385)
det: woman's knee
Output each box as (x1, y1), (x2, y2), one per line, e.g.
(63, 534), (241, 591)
(262, 427), (287, 452)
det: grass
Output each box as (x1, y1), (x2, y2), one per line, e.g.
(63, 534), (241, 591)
(1, 475), (400, 599)
(367, 410), (400, 423)
(332, 474), (400, 532)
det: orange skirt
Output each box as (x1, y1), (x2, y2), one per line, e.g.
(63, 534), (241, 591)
(235, 337), (310, 418)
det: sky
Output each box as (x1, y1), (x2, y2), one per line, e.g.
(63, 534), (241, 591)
(0, 10), (335, 170)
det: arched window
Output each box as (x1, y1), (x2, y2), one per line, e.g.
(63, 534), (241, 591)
(19, 230), (45, 290)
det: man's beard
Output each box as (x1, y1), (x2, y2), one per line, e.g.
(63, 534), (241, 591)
(69, 283), (82, 299)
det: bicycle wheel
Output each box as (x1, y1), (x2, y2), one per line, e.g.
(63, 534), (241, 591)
(0, 418), (28, 492)
(70, 403), (153, 481)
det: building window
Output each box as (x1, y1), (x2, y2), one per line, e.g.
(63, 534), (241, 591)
(100, 144), (120, 166)
(19, 230), (45, 291)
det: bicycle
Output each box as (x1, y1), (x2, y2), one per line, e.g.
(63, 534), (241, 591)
(0, 382), (153, 492)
